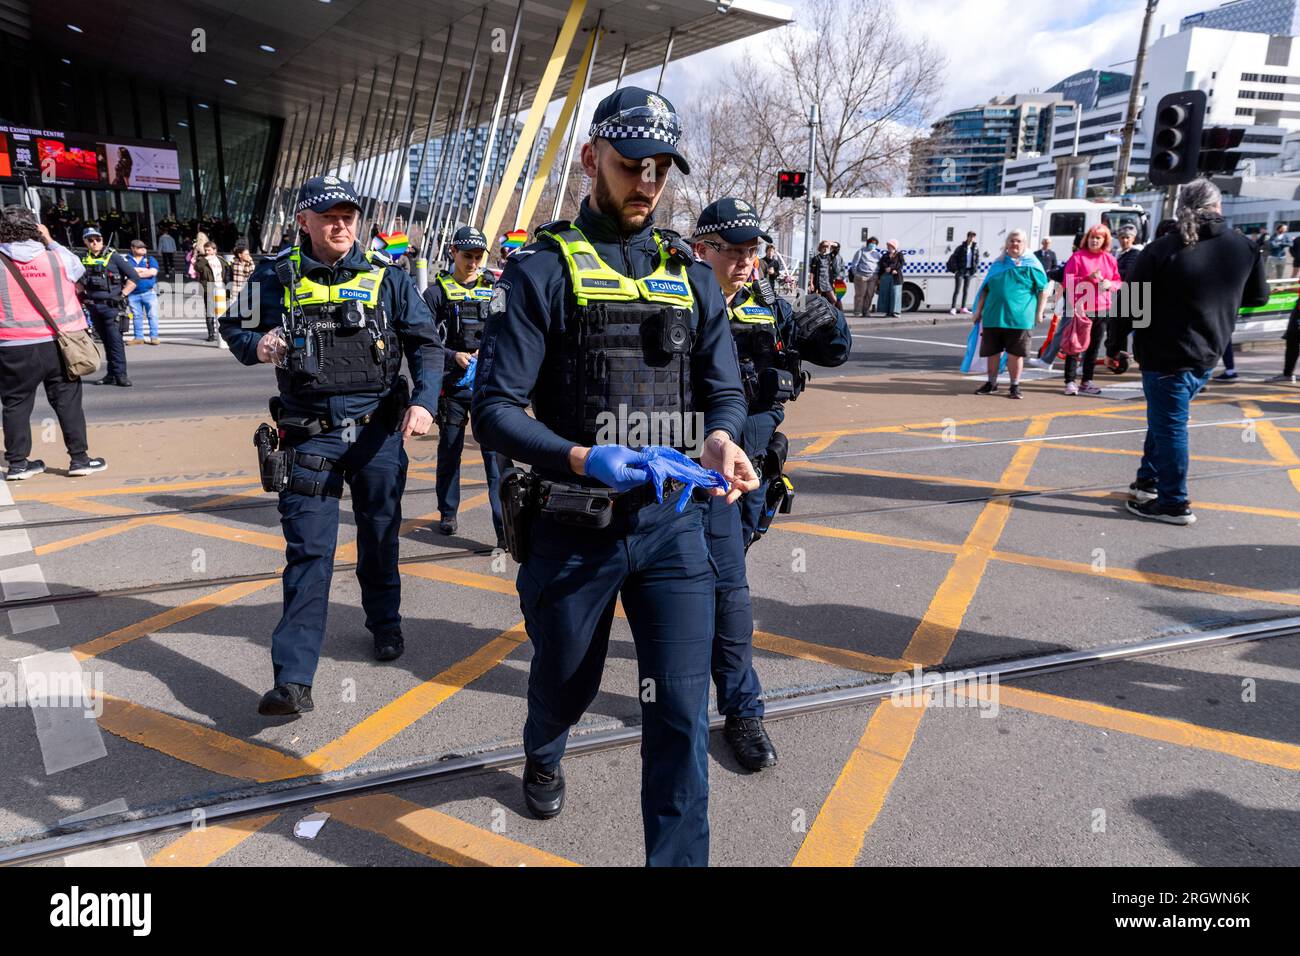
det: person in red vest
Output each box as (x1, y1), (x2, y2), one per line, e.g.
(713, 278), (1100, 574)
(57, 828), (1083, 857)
(0, 205), (106, 480)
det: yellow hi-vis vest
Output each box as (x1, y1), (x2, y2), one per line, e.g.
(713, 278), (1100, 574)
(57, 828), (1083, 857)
(538, 224), (696, 311)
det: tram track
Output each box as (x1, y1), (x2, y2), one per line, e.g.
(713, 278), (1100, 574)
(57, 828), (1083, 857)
(2, 613), (1295, 867)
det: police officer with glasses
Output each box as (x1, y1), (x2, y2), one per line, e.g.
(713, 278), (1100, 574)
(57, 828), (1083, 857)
(220, 176), (444, 717)
(692, 198), (851, 772)
(422, 225), (506, 547)
(472, 88), (757, 867)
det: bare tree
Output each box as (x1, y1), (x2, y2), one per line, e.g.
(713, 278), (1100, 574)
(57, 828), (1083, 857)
(766, 0), (944, 197)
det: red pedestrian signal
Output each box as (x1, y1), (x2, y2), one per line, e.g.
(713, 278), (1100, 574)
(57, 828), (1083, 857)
(777, 170), (807, 199)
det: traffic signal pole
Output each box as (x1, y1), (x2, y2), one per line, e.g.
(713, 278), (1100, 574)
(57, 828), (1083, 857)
(1115, 0), (1159, 196)
(799, 103), (817, 308)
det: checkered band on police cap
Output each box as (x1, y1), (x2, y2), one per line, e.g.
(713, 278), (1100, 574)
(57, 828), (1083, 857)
(452, 227), (487, 250)
(691, 214), (763, 240)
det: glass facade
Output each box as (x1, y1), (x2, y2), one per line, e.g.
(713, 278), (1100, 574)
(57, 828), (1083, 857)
(0, 31), (280, 247)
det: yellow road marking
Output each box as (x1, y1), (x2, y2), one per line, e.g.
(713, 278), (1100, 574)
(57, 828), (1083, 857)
(753, 630), (915, 674)
(306, 623), (529, 773)
(35, 516), (158, 556)
(964, 684), (1300, 772)
(1241, 401), (1300, 495)
(17, 477), (263, 503)
(73, 579), (279, 660)
(97, 693), (315, 781)
(321, 794), (578, 867)
(1045, 442), (1261, 465)
(798, 433), (842, 456)
(402, 561), (519, 596)
(792, 417), (1049, 866)
(784, 460), (1027, 494)
(149, 814), (278, 867)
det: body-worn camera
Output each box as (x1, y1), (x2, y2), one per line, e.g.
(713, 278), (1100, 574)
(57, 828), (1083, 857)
(659, 307), (691, 355)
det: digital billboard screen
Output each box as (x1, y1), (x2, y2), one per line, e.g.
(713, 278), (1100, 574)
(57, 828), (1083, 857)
(0, 125), (180, 192)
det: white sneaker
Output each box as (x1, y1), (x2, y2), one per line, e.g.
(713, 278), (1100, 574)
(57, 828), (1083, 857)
(217, 337), (229, 350)
(960, 307), (972, 315)
(1079, 380), (1102, 396)
(1267, 373), (1297, 384)
(949, 308), (958, 315)
(1063, 381), (1079, 396)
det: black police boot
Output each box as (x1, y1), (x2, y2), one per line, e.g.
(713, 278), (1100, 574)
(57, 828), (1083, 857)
(114, 376), (133, 387)
(522, 760), (565, 819)
(724, 715), (778, 772)
(373, 630), (404, 663)
(93, 375), (118, 386)
(257, 683), (314, 716)
(439, 514), (457, 535)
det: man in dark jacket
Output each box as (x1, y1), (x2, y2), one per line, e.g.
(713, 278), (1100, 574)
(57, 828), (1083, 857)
(1125, 180), (1268, 525)
(946, 231), (978, 314)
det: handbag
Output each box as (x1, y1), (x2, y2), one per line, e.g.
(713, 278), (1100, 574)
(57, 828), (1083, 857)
(0, 252), (102, 380)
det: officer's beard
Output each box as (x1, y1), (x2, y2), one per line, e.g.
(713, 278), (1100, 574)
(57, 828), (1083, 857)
(592, 173), (653, 235)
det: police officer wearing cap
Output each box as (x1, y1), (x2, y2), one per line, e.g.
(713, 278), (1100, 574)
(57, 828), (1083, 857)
(78, 227), (139, 387)
(692, 198), (851, 771)
(472, 87), (757, 866)
(219, 176), (444, 716)
(421, 225), (506, 547)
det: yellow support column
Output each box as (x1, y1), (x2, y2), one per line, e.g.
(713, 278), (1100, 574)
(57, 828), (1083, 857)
(514, 27), (599, 233)
(481, 0), (589, 243)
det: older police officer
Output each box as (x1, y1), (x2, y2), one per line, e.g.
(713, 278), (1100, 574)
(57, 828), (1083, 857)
(220, 176), (444, 716)
(472, 88), (756, 866)
(422, 225), (506, 547)
(692, 198), (851, 770)
(78, 227), (138, 386)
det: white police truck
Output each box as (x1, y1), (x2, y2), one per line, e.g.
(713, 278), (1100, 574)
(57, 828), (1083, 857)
(818, 196), (1148, 314)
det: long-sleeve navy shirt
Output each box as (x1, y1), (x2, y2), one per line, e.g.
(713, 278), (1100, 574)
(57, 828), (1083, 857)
(727, 282), (853, 454)
(421, 270), (493, 373)
(472, 199), (748, 483)
(218, 239), (444, 426)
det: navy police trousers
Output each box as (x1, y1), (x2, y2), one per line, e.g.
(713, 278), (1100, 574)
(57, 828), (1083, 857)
(436, 385), (505, 539)
(272, 419), (406, 687)
(518, 498), (715, 867)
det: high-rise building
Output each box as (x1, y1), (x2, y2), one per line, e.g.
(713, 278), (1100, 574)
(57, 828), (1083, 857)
(908, 94), (1072, 195)
(408, 123), (551, 213)
(1002, 26), (1298, 197)
(1181, 0), (1300, 36)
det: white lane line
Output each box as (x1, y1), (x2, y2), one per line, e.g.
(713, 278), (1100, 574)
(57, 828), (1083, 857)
(57, 798), (146, 866)
(0, 563), (59, 633)
(19, 649), (107, 775)
(857, 335), (968, 349)
(0, 509), (33, 557)
(60, 797), (129, 824)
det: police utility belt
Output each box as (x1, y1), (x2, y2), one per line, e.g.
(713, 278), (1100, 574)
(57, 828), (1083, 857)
(253, 378), (410, 498)
(497, 467), (709, 563)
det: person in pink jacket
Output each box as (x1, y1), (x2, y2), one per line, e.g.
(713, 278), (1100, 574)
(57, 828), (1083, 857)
(1060, 224), (1121, 395)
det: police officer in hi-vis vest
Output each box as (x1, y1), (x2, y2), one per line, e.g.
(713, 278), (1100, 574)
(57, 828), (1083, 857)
(421, 225), (507, 548)
(219, 176), (444, 716)
(78, 227), (138, 387)
(472, 87), (757, 867)
(691, 197), (852, 772)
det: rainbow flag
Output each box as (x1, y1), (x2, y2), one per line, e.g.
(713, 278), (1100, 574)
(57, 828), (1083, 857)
(379, 231), (409, 256)
(833, 278), (847, 301)
(501, 229), (528, 251)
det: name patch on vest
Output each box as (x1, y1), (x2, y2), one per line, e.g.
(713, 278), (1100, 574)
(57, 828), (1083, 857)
(581, 277), (622, 290)
(644, 278), (688, 297)
(336, 288), (370, 300)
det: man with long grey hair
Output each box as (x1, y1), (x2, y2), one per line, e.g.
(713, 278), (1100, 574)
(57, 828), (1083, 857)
(1124, 179), (1268, 524)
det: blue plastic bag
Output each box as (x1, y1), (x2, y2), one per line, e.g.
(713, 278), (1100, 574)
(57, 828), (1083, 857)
(960, 322), (1007, 376)
(642, 446), (727, 512)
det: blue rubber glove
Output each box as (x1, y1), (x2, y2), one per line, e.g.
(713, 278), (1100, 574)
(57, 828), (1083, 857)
(584, 445), (651, 493)
(643, 446), (728, 512)
(455, 355), (476, 389)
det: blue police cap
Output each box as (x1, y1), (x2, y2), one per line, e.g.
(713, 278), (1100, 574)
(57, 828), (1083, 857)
(588, 86), (689, 174)
(295, 175), (362, 214)
(82, 227), (103, 240)
(692, 198), (772, 244)
(451, 226), (488, 251)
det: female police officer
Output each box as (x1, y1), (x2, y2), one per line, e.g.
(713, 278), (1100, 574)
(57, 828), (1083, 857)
(472, 88), (756, 867)
(219, 176), (443, 716)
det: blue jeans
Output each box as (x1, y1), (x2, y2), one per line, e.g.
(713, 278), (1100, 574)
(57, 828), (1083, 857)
(878, 274), (902, 314)
(1136, 369), (1211, 507)
(128, 290), (158, 340)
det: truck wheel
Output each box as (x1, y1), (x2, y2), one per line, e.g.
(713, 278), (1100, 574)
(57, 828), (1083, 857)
(902, 284), (923, 312)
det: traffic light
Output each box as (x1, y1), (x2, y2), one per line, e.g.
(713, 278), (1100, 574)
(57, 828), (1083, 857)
(777, 170), (807, 199)
(1148, 90), (1206, 187)
(1199, 126), (1245, 175)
